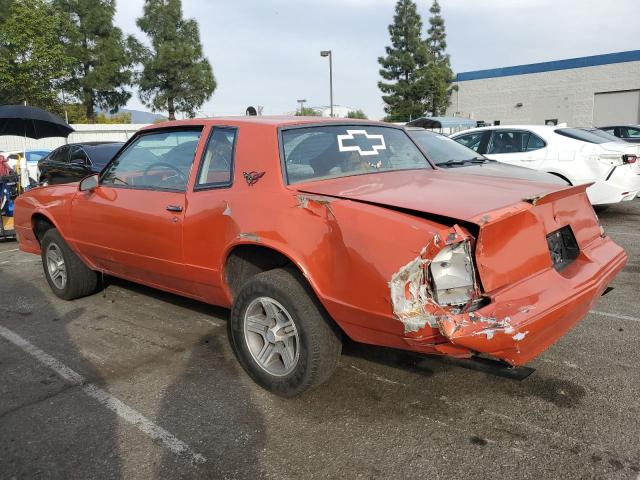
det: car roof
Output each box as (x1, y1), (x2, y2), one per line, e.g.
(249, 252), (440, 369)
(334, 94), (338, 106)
(67, 141), (123, 147)
(451, 124), (562, 136)
(139, 116), (390, 133)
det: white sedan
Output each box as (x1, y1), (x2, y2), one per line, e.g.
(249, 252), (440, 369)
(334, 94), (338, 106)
(450, 125), (640, 205)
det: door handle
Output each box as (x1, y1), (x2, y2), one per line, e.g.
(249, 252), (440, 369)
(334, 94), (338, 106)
(166, 205), (183, 212)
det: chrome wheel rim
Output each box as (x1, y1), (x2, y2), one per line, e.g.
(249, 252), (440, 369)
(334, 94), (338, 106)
(243, 297), (300, 376)
(46, 243), (66, 289)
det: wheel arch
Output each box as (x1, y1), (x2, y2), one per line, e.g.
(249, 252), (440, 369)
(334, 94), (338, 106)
(222, 241), (324, 306)
(31, 212), (60, 245)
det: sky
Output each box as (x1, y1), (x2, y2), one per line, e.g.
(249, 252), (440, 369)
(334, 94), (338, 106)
(114, 0), (640, 120)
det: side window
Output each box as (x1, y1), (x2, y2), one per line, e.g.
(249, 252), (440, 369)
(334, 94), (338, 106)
(526, 133), (546, 151)
(624, 127), (640, 138)
(70, 146), (89, 165)
(454, 132), (485, 152)
(51, 146), (70, 163)
(488, 131), (529, 154)
(195, 128), (237, 189)
(101, 129), (202, 191)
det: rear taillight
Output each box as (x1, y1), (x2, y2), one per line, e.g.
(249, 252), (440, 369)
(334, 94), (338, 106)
(623, 154), (637, 164)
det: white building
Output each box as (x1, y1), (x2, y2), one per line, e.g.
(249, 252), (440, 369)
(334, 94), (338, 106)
(0, 123), (147, 152)
(446, 50), (640, 127)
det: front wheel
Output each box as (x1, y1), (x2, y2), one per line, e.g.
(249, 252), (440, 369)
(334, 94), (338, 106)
(229, 268), (342, 396)
(41, 229), (99, 300)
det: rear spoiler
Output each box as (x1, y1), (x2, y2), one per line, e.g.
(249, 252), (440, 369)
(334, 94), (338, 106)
(522, 183), (593, 207)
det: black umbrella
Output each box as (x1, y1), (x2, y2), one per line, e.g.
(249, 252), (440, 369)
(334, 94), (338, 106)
(0, 105), (74, 139)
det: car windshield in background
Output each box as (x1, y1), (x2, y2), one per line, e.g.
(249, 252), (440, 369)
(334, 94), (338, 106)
(555, 128), (612, 144)
(408, 130), (482, 164)
(282, 125), (430, 184)
(85, 144), (123, 168)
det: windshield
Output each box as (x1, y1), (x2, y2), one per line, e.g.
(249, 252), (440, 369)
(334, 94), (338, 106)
(408, 129), (484, 164)
(555, 128), (613, 144)
(282, 125), (430, 184)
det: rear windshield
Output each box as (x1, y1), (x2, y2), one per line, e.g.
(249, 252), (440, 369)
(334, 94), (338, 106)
(555, 128), (611, 144)
(408, 129), (482, 164)
(281, 125), (430, 184)
(85, 144), (124, 168)
(579, 128), (621, 143)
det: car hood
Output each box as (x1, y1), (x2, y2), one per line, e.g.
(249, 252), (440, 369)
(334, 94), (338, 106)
(293, 169), (568, 223)
(437, 161), (567, 185)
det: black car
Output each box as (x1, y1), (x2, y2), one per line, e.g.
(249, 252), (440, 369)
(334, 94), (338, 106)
(406, 128), (567, 185)
(38, 142), (124, 185)
(598, 125), (640, 143)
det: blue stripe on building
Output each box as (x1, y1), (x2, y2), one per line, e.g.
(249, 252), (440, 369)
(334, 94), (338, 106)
(456, 50), (640, 82)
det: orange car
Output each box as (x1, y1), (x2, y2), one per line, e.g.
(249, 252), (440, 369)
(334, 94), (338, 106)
(14, 117), (626, 395)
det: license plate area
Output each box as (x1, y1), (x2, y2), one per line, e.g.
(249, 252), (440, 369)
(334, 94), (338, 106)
(547, 226), (579, 271)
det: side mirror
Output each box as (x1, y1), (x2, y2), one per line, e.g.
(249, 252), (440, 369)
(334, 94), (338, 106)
(79, 174), (99, 192)
(70, 158), (86, 165)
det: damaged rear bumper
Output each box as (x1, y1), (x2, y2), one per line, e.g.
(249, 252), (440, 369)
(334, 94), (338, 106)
(404, 236), (627, 365)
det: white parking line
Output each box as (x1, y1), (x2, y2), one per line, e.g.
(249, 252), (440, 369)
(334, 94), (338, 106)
(591, 310), (640, 323)
(0, 248), (19, 254)
(0, 324), (206, 464)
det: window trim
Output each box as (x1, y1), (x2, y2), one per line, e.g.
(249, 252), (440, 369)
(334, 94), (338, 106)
(193, 126), (238, 192)
(277, 122), (435, 186)
(98, 125), (204, 193)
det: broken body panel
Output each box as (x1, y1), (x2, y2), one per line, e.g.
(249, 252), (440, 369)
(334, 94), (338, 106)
(13, 117), (627, 369)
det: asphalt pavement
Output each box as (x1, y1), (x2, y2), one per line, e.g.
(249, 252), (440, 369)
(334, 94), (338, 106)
(0, 200), (639, 480)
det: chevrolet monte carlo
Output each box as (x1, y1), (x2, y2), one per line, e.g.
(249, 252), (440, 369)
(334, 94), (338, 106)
(14, 117), (627, 396)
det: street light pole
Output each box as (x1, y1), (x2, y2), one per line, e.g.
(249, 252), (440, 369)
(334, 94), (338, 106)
(320, 50), (333, 117)
(297, 99), (307, 115)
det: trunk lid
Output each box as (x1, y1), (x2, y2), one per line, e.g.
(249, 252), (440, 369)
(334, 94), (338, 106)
(293, 169), (565, 222)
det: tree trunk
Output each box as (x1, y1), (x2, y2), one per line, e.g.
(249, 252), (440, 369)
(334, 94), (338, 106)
(168, 98), (176, 121)
(85, 92), (94, 122)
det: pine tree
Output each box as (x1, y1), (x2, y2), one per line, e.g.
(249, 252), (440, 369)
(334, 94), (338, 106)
(54, 0), (139, 121)
(0, 0), (72, 111)
(0, 0), (14, 23)
(426, 0), (446, 58)
(378, 0), (431, 122)
(424, 0), (456, 116)
(137, 0), (216, 121)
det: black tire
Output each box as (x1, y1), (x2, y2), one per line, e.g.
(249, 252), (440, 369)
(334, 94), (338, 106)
(41, 229), (99, 300)
(229, 268), (342, 396)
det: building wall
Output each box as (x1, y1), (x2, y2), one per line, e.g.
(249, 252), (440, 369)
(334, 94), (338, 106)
(446, 61), (640, 126)
(0, 124), (147, 153)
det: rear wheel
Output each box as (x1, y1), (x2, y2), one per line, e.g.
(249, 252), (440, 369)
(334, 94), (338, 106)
(229, 268), (342, 396)
(41, 229), (99, 300)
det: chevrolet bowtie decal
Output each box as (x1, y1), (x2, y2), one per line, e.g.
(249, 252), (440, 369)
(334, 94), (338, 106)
(337, 129), (387, 156)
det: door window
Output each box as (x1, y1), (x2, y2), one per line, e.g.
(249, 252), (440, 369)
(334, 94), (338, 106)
(454, 132), (485, 152)
(488, 130), (530, 154)
(70, 146), (89, 165)
(101, 129), (202, 191)
(526, 133), (546, 151)
(195, 128), (237, 189)
(50, 146), (70, 163)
